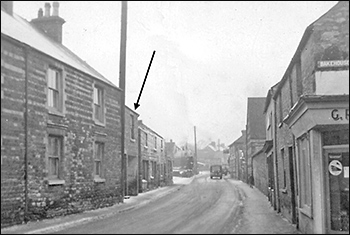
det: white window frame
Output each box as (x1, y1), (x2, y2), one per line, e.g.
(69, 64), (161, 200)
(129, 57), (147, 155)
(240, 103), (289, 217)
(47, 67), (64, 115)
(94, 141), (105, 181)
(47, 135), (62, 180)
(93, 85), (105, 125)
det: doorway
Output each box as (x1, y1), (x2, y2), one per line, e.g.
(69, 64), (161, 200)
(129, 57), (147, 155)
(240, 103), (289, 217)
(324, 146), (349, 233)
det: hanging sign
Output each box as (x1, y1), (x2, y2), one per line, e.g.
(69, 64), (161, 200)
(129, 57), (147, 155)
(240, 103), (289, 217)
(328, 160), (343, 176)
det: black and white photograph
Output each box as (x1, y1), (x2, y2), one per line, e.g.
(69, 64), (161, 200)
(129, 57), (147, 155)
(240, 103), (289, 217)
(1, 1), (349, 234)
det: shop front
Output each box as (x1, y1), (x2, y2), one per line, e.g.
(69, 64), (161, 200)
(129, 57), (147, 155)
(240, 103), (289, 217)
(284, 95), (349, 234)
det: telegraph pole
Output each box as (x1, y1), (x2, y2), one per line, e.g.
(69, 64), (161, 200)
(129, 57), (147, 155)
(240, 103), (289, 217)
(194, 126), (198, 175)
(119, 1), (127, 199)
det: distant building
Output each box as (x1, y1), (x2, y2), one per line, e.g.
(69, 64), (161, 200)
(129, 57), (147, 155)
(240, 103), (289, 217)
(245, 97), (266, 184)
(228, 130), (246, 181)
(138, 121), (169, 191)
(125, 106), (139, 196)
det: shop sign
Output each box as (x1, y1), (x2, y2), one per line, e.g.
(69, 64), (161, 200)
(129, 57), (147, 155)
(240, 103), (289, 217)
(317, 60), (349, 68)
(329, 160), (343, 176)
(331, 109), (349, 121)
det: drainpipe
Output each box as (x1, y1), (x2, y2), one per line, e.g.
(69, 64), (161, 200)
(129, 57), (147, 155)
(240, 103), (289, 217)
(119, 1), (127, 199)
(24, 46), (29, 222)
(273, 97), (280, 212)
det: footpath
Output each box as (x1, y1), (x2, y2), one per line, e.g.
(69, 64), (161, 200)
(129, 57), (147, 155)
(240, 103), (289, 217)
(1, 173), (300, 234)
(228, 179), (301, 234)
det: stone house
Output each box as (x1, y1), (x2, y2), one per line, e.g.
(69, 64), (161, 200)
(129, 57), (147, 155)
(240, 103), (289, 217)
(1, 2), (123, 227)
(271, 1), (349, 233)
(138, 120), (169, 191)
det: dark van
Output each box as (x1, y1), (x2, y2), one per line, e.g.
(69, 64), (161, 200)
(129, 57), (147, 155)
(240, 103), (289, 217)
(210, 164), (223, 179)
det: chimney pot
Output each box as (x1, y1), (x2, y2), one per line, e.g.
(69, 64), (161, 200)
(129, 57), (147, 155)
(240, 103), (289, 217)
(44, 2), (51, 17)
(38, 8), (43, 18)
(52, 2), (59, 16)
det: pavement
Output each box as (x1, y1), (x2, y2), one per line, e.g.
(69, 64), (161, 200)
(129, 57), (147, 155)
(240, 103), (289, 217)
(228, 179), (301, 234)
(1, 173), (300, 234)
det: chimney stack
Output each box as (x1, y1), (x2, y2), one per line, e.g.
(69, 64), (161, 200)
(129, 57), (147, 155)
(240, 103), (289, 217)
(52, 2), (59, 16)
(38, 8), (43, 18)
(30, 2), (65, 44)
(1, 1), (13, 15)
(44, 2), (51, 17)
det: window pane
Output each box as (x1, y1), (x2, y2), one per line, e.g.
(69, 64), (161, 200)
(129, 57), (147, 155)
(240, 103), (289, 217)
(49, 157), (59, 176)
(95, 161), (101, 176)
(94, 87), (99, 105)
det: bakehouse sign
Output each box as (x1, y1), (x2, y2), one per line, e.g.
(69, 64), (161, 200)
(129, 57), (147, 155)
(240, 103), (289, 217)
(317, 60), (349, 68)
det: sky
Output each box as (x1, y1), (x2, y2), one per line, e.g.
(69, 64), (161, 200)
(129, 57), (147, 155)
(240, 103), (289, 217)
(13, 1), (338, 147)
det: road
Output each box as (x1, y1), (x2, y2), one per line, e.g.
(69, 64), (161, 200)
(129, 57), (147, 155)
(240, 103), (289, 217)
(55, 172), (244, 234)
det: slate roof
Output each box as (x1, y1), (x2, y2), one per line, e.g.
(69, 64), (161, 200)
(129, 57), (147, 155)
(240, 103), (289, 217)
(1, 8), (118, 89)
(228, 131), (246, 147)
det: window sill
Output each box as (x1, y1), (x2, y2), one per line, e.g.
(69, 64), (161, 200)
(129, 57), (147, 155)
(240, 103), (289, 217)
(94, 120), (106, 127)
(144, 146), (148, 149)
(94, 177), (106, 183)
(48, 108), (64, 117)
(130, 138), (136, 143)
(153, 148), (157, 152)
(48, 179), (65, 185)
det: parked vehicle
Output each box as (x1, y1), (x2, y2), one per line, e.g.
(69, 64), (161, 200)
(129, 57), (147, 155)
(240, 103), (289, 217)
(210, 164), (223, 179)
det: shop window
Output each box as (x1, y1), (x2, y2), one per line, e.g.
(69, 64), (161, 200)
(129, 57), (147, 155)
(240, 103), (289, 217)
(323, 129), (349, 146)
(298, 134), (312, 216)
(328, 152), (349, 231)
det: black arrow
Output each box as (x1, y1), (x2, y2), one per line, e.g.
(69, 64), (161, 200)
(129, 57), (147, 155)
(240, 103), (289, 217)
(134, 50), (156, 110)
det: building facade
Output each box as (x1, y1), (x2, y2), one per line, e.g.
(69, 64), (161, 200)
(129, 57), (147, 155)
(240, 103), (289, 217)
(275, 1), (349, 233)
(138, 121), (170, 191)
(246, 97), (266, 184)
(125, 106), (139, 196)
(1, 2), (123, 227)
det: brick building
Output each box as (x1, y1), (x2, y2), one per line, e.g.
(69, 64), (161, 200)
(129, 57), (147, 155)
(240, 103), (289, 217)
(227, 130), (246, 181)
(245, 97), (266, 184)
(1, 2), (123, 227)
(252, 148), (268, 197)
(262, 82), (279, 210)
(271, 1), (349, 233)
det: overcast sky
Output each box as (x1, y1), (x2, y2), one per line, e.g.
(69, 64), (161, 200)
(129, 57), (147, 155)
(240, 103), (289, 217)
(13, 1), (338, 147)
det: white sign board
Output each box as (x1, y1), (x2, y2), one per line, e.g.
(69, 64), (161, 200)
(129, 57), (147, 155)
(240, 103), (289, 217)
(329, 160), (343, 176)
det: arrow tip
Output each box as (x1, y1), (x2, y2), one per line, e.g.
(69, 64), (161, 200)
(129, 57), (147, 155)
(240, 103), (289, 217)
(134, 103), (140, 110)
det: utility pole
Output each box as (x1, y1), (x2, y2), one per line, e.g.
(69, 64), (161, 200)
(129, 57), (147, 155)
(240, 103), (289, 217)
(194, 126), (198, 175)
(119, 1), (127, 199)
